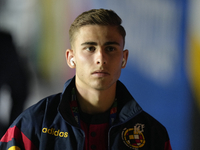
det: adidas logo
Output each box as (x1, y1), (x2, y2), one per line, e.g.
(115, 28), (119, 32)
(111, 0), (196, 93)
(42, 127), (68, 138)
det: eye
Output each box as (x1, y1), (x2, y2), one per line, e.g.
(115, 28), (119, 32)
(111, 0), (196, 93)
(106, 46), (115, 52)
(86, 46), (96, 52)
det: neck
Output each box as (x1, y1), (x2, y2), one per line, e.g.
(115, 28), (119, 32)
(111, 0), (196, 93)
(75, 83), (116, 114)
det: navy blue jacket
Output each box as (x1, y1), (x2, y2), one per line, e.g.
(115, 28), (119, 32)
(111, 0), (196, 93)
(0, 77), (172, 150)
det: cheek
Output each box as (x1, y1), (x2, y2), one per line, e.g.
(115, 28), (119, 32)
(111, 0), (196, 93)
(76, 54), (93, 70)
(110, 55), (123, 67)
(111, 57), (123, 74)
(76, 53), (89, 63)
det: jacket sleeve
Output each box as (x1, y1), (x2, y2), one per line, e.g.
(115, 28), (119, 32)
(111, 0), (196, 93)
(0, 125), (38, 150)
(0, 99), (46, 150)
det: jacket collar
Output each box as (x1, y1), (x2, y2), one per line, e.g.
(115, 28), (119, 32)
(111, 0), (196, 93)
(116, 81), (143, 123)
(58, 76), (143, 126)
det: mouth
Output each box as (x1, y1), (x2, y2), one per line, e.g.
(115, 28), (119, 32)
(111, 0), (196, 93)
(91, 70), (110, 77)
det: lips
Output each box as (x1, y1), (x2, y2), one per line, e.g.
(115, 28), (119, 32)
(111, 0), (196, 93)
(91, 70), (110, 77)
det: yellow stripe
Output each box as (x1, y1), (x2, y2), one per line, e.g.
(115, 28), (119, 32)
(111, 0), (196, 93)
(8, 146), (21, 150)
(187, 34), (200, 110)
(38, 0), (56, 80)
(37, 1), (73, 81)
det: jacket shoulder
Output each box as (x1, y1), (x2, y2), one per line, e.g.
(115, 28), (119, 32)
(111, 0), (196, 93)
(0, 93), (62, 150)
(136, 111), (170, 146)
(13, 93), (61, 126)
(138, 111), (169, 134)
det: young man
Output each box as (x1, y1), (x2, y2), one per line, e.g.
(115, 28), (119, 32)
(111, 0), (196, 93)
(0, 9), (172, 150)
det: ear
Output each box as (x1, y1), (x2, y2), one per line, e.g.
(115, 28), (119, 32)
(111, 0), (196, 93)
(65, 49), (76, 68)
(121, 49), (129, 68)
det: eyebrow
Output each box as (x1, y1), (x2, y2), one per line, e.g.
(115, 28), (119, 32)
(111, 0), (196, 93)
(81, 42), (97, 46)
(81, 41), (120, 46)
(104, 41), (120, 46)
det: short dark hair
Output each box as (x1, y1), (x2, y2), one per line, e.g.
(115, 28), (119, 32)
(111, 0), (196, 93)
(69, 9), (126, 48)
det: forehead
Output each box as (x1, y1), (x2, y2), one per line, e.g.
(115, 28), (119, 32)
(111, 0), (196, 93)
(73, 25), (123, 48)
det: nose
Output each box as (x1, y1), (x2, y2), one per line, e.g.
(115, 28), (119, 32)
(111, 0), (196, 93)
(96, 49), (107, 65)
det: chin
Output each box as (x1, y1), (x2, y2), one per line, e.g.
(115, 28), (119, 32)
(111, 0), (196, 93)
(93, 82), (115, 91)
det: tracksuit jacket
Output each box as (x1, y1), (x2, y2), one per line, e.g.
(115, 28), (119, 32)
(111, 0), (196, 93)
(0, 77), (172, 150)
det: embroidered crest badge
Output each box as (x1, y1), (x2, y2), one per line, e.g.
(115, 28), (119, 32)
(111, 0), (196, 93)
(121, 123), (145, 149)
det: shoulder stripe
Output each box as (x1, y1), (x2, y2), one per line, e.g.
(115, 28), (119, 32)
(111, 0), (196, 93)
(8, 146), (21, 150)
(165, 140), (172, 150)
(0, 126), (38, 150)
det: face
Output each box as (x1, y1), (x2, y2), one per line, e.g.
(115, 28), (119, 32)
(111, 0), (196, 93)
(67, 25), (128, 91)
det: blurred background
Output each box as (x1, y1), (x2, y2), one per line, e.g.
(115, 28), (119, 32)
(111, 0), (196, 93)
(0, 0), (199, 149)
